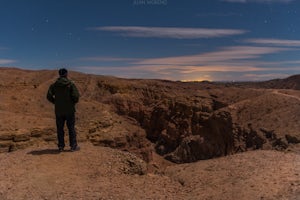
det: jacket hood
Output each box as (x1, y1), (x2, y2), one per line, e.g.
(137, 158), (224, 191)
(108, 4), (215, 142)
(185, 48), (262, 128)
(55, 77), (72, 87)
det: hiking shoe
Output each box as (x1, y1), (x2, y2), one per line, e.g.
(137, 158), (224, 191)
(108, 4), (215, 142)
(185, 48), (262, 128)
(70, 146), (80, 152)
(58, 147), (64, 152)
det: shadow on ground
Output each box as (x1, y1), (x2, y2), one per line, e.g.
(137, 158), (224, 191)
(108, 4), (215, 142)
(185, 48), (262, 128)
(28, 149), (60, 155)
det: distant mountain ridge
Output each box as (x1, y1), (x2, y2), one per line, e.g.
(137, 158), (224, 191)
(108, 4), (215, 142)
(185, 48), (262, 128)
(258, 74), (300, 90)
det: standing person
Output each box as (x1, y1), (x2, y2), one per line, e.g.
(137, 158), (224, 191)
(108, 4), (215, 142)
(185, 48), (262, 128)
(47, 68), (80, 152)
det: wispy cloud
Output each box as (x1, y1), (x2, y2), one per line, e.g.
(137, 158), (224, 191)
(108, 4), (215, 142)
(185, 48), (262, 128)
(0, 59), (16, 65)
(91, 26), (247, 39)
(280, 60), (300, 64)
(74, 64), (298, 81)
(221, 0), (294, 3)
(242, 72), (296, 81)
(73, 65), (169, 79)
(245, 38), (300, 47)
(134, 46), (288, 66)
(74, 65), (257, 82)
(76, 46), (298, 81)
(80, 56), (140, 62)
(244, 73), (291, 79)
(135, 65), (266, 73)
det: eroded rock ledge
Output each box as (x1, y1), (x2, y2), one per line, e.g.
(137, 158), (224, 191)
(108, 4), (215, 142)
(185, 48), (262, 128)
(0, 70), (299, 164)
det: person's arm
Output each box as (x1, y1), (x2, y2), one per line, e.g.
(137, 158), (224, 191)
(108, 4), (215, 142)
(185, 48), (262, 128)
(70, 82), (79, 104)
(47, 84), (55, 104)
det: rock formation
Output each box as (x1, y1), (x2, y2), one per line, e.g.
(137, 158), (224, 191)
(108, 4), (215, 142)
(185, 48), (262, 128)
(0, 68), (299, 164)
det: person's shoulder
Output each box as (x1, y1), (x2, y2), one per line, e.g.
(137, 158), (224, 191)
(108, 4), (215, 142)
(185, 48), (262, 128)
(53, 77), (61, 83)
(69, 79), (78, 86)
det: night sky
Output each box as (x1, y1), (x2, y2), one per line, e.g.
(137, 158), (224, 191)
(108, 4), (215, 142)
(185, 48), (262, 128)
(0, 0), (300, 81)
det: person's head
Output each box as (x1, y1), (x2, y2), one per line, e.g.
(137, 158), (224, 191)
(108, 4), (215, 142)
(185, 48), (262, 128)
(58, 68), (68, 77)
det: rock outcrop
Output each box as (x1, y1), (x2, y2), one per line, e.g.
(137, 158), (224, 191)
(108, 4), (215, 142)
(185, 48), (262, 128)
(0, 128), (56, 153)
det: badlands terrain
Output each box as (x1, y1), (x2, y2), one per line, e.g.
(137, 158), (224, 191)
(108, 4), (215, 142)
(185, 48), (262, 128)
(0, 67), (299, 199)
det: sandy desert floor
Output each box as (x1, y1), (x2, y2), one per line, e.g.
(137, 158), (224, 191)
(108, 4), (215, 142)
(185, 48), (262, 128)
(0, 142), (299, 200)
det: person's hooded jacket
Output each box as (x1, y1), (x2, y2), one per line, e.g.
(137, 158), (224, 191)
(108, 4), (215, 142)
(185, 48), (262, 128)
(47, 77), (79, 115)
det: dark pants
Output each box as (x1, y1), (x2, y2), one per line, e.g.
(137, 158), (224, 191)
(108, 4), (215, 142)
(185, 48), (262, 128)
(56, 113), (77, 149)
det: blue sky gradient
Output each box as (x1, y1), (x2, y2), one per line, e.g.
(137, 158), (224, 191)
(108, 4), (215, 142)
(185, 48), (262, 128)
(0, 0), (300, 81)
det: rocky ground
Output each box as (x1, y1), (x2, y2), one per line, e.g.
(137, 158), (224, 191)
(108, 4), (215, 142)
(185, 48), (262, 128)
(0, 143), (299, 200)
(0, 67), (299, 199)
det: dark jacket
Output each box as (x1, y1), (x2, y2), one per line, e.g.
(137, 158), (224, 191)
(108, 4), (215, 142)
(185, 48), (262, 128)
(47, 77), (80, 115)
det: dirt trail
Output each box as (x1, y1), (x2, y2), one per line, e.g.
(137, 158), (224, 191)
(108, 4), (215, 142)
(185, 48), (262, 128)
(272, 90), (300, 101)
